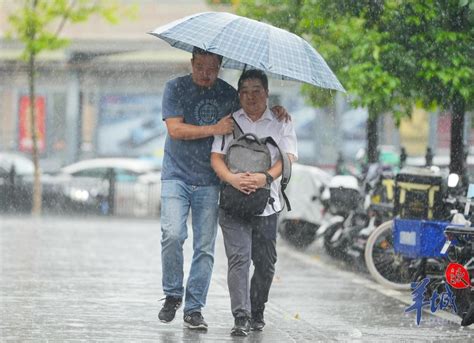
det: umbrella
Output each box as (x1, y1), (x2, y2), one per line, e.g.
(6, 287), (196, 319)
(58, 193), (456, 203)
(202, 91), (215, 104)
(149, 12), (345, 92)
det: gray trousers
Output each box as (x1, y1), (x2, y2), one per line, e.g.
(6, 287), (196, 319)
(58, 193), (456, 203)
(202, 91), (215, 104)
(219, 210), (278, 318)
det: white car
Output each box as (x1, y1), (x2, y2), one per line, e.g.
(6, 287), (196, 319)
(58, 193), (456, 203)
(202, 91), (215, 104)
(44, 158), (162, 217)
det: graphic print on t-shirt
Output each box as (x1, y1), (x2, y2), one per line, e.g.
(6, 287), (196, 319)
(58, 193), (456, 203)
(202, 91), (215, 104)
(194, 99), (219, 125)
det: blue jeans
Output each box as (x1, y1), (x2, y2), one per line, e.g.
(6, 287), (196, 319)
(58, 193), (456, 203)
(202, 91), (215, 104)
(160, 179), (219, 314)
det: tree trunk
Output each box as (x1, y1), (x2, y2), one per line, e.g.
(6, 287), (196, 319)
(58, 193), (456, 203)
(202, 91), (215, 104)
(29, 52), (42, 216)
(367, 107), (379, 164)
(28, 0), (41, 215)
(449, 92), (465, 178)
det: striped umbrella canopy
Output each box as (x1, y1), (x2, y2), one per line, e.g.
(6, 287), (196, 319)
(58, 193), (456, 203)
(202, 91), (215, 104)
(149, 12), (345, 92)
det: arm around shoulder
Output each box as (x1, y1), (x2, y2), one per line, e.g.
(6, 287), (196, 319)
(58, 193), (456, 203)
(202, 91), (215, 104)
(165, 114), (235, 140)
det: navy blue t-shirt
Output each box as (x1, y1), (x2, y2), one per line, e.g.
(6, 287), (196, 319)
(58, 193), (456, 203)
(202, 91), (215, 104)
(161, 74), (239, 185)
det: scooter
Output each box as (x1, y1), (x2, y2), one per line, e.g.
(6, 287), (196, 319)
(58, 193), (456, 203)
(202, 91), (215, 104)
(322, 164), (395, 262)
(437, 180), (474, 326)
(320, 174), (362, 259)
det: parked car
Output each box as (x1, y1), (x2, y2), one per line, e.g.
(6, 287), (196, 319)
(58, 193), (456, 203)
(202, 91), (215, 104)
(0, 152), (35, 212)
(43, 158), (162, 216)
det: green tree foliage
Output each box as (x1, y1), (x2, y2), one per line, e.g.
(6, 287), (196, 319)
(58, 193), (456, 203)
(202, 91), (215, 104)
(6, 0), (135, 215)
(237, 0), (473, 169)
(238, 0), (303, 33)
(385, 0), (473, 175)
(206, 0), (235, 4)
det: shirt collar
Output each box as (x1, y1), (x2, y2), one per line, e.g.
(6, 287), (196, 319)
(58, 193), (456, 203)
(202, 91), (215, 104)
(236, 107), (272, 123)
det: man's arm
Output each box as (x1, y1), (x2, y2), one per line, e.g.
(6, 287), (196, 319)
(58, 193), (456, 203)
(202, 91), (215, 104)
(166, 114), (234, 140)
(211, 152), (233, 183)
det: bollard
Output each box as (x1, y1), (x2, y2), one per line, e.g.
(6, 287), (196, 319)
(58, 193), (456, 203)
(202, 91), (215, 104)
(106, 168), (116, 216)
(335, 151), (345, 175)
(8, 165), (16, 211)
(425, 147), (433, 167)
(107, 168), (116, 215)
(400, 147), (407, 169)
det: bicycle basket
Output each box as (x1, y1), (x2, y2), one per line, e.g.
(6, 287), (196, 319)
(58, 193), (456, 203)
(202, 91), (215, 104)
(392, 218), (451, 258)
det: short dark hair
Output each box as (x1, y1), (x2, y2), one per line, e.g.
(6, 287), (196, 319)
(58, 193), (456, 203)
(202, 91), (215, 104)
(192, 46), (223, 64)
(237, 69), (268, 92)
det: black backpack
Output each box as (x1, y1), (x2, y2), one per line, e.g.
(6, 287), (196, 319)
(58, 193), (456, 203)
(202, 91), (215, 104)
(219, 117), (292, 217)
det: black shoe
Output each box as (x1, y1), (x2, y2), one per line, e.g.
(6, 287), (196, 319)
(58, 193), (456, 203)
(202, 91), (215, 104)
(184, 312), (208, 330)
(158, 296), (182, 323)
(231, 316), (250, 336)
(251, 311), (265, 331)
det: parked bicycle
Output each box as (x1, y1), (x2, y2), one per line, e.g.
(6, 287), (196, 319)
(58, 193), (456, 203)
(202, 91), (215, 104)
(364, 166), (461, 290)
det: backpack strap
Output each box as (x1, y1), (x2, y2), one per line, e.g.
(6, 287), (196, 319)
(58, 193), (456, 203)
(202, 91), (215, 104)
(232, 116), (244, 138)
(220, 114), (244, 151)
(262, 136), (292, 212)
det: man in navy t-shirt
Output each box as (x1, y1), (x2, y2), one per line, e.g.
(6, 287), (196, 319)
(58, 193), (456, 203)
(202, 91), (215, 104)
(161, 67), (238, 186)
(158, 47), (288, 330)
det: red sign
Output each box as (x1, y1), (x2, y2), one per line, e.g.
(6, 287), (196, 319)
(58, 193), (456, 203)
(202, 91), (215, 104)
(445, 263), (470, 289)
(19, 96), (46, 152)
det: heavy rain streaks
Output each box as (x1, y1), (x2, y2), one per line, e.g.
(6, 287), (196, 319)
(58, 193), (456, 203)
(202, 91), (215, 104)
(1, 0), (473, 341)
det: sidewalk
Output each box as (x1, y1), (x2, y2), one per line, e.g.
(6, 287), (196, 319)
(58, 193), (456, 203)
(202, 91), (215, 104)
(0, 216), (471, 342)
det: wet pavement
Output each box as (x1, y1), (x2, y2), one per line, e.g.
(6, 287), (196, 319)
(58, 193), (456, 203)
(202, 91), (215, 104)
(1, 216), (473, 342)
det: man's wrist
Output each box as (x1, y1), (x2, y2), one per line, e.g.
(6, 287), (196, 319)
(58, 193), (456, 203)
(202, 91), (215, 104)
(209, 123), (217, 136)
(262, 171), (274, 186)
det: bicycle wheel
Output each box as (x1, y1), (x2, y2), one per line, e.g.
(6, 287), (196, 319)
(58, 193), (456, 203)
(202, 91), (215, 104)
(364, 220), (416, 290)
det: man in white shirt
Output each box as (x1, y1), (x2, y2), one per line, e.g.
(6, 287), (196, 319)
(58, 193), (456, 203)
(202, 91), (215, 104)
(211, 69), (297, 336)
